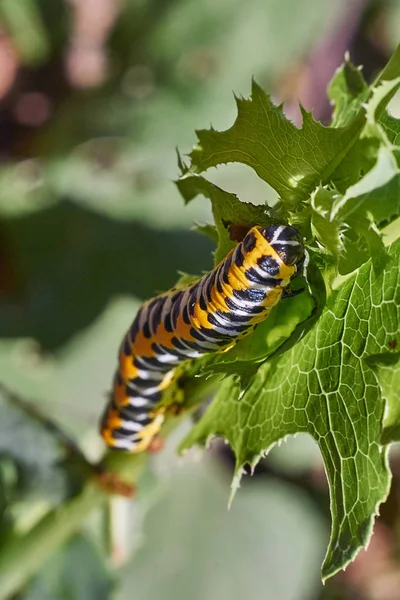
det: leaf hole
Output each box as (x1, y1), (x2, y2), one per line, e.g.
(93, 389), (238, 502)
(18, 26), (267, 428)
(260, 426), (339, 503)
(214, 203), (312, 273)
(205, 163), (278, 207)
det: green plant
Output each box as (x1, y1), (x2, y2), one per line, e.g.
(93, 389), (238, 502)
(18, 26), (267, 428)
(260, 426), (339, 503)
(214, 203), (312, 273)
(1, 44), (400, 598)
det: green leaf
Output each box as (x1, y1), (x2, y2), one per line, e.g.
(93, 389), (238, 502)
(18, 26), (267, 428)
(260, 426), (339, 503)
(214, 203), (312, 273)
(363, 347), (400, 445)
(188, 80), (366, 206)
(182, 239), (400, 580)
(328, 56), (369, 128)
(364, 77), (400, 142)
(328, 77), (400, 226)
(177, 172), (281, 264)
(327, 49), (400, 191)
(329, 137), (379, 193)
(193, 222), (219, 243)
(330, 145), (400, 225)
(311, 145), (400, 275)
(341, 214), (387, 276)
(380, 112), (400, 148)
(310, 186), (343, 257)
(328, 45), (400, 130)
(373, 44), (400, 85)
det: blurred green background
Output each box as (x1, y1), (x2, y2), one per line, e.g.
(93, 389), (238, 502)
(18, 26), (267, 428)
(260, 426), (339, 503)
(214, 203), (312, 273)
(0, 0), (399, 598)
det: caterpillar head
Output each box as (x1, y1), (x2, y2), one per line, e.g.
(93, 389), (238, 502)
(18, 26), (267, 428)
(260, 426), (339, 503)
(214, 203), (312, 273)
(259, 225), (305, 273)
(239, 225), (305, 281)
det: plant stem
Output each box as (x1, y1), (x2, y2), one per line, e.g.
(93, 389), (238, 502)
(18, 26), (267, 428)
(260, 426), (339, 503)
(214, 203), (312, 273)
(0, 376), (219, 599)
(0, 454), (146, 600)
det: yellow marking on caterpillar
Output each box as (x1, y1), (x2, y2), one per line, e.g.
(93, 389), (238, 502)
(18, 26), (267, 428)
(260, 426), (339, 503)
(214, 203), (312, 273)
(129, 412), (165, 454)
(158, 369), (176, 392)
(192, 303), (214, 330)
(210, 285), (229, 312)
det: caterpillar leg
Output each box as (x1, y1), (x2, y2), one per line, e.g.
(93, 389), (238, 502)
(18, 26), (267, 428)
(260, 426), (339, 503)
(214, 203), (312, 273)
(147, 435), (165, 453)
(281, 286), (304, 299)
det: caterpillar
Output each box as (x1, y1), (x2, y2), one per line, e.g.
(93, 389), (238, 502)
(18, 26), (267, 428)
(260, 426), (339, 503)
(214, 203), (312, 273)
(100, 224), (305, 452)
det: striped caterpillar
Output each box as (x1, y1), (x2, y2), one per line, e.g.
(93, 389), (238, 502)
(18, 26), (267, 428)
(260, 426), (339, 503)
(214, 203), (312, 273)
(100, 224), (305, 452)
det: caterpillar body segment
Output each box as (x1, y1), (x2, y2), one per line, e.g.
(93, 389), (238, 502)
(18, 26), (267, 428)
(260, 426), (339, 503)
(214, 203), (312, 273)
(100, 224), (305, 452)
